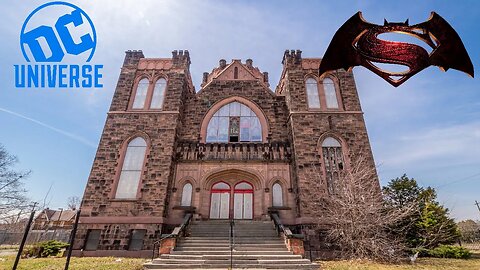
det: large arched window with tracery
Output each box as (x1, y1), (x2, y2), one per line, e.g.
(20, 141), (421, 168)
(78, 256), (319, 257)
(322, 137), (344, 194)
(115, 137), (147, 199)
(206, 102), (262, 143)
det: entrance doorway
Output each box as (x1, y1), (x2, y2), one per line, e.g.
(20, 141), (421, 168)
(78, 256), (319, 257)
(209, 181), (254, 219)
(209, 182), (230, 219)
(233, 182), (253, 219)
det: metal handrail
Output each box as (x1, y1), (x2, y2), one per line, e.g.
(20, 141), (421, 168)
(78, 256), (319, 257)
(270, 212), (292, 237)
(229, 219), (235, 269)
(152, 213), (192, 260)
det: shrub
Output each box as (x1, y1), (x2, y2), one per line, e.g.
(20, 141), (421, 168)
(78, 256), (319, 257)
(23, 240), (69, 258)
(427, 245), (471, 259)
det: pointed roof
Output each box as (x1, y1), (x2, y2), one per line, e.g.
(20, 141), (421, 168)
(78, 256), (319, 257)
(201, 59), (269, 89)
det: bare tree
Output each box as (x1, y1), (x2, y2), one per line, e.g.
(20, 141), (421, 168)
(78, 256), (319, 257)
(303, 154), (417, 262)
(0, 144), (31, 222)
(67, 196), (81, 210)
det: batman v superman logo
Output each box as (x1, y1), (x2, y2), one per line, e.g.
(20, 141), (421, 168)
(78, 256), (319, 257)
(319, 12), (474, 87)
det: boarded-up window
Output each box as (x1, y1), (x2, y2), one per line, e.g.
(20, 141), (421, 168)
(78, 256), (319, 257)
(84, 229), (101, 251)
(128, 229), (146, 251)
(181, 183), (193, 206)
(272, 183), (283, 207)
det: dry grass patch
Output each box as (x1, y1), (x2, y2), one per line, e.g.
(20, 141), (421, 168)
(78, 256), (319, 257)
(319, 257), (480, 270)
(0, 256), (145, 270)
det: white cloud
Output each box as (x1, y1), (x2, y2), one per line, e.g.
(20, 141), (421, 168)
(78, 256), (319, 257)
(375, 121), (480, 167)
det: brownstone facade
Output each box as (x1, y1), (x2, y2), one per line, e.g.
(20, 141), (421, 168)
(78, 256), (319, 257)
(74, 49), (378, 257)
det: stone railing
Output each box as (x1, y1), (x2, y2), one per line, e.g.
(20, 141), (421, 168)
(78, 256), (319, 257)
(175, 141), (291, 162)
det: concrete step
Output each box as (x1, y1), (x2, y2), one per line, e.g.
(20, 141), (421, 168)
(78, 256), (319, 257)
(178, 243), (287, 248)
(183, 236), (281, 240)
(170, 250), (295, 255)
(175, 247), (288, 252)
(179, 239), (284, 244)
(144, 262), (319, 269)
(145, 219), (317, 270)
(160, 254), (304, 260)
(155, 258), (312, 265)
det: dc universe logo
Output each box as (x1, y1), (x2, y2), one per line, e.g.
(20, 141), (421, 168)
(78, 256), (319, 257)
(15, 1), (103, 88)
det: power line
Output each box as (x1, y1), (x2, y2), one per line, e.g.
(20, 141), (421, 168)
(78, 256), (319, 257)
(435, 171), (480, 189)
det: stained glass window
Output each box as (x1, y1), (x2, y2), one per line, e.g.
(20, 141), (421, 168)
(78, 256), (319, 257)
(322, 137), (343, 194)
(206, 102), (262, 143)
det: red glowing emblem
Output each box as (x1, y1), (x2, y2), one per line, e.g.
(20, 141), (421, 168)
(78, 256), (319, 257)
(319, 12), (474, 87)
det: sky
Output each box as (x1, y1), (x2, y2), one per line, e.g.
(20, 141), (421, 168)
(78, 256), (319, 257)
(0, 0), (479, 221)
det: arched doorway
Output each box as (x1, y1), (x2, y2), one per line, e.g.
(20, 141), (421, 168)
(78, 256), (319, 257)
(209, 181), (254, 219)
(209, 182), (230, 219)
(233, 182), (253, 219)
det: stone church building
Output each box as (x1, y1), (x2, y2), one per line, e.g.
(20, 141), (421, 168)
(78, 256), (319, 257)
(74, 49), (378, 257)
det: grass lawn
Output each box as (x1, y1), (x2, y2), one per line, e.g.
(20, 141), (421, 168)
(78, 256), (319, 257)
(0, 256), (146, 270)
(319, 257), (480, 270)
(0, 255), (479, 270)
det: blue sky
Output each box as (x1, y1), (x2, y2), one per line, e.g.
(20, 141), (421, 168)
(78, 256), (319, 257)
(0, 0), (479, 220)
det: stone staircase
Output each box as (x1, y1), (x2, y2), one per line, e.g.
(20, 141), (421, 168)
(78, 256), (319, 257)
(144, 220), (318, 269)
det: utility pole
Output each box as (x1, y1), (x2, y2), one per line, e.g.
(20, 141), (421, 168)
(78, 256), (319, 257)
(475, 200), (480, 214)
(13, 202), (37, 270)
(64, 209), (81, 270)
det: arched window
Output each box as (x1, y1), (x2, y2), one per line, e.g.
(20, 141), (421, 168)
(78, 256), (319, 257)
(206, 102), (262, 143)
(115, 137), (147, 199)
(181, 183), (193, 206)
(323, 78), (339, 109)
(272, 183), (283, 207)
(150, 78), (166, 109)
(132, 78), (149, 109)
(322, 137), (344, 194)
(306, 78), (320, 109)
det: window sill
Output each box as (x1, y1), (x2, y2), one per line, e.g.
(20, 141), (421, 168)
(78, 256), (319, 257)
(268, 206), (291, 211)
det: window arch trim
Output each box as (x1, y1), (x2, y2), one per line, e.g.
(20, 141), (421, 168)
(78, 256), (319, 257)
(110, 133), (150, 200)
(200, 96), (269, 143)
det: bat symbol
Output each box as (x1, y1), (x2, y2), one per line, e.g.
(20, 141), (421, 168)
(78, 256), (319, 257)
(319, 12), (474, 87)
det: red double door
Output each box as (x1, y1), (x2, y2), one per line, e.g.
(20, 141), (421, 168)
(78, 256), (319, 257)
(209, 181), (253, 219)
